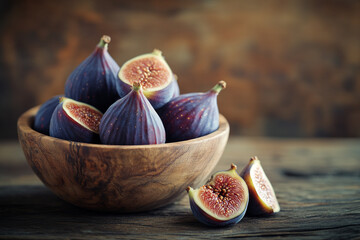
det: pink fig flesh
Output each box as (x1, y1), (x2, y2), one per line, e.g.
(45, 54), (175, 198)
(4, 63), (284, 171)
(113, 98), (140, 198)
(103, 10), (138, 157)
(120, 51), (171, 90)
(64, 101), (102, 133)
(240, 156), (280, 216)
(49, 98), (103, 143)
(117, 49), (174, 109)
(187, 164), (249, 227)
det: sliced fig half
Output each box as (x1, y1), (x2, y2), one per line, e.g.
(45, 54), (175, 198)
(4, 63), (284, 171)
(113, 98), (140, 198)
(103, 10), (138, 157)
(49, 97), (103, 143)
(117, 49), (174, 109)
(187, 164), (249, 227)
(240, 156), (280, 216)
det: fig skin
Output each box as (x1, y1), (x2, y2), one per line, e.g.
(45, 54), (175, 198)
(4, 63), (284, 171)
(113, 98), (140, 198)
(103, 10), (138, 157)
(170, 74), (180, 98)
(33, 95), (63, 135)
(99, 83), (166, 145)
(187, 164), (249, 227)
(65, 35), (120, 113)
(49, 97), (103, 143)
(158, 81), (226, 142)
(240, 156), (280, 216)
(116, 49), (175, 109)
(146, 74), (179, 109)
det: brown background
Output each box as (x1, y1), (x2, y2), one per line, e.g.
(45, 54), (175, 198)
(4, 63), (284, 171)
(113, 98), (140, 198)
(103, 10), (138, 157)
(0, 0), (359, 139)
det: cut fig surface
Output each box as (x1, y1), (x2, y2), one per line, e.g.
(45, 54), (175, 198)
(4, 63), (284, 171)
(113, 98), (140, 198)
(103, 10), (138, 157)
(240, 156), (280, 216)
(198, 174), (247, 219)
(49, 98), (103, 143)
(251, 162), (278, 211)
(119, 49), (172, 91)
(63, 99), (102, 133)
(116, 49), (175, 109)
(187, 164), (249, 227)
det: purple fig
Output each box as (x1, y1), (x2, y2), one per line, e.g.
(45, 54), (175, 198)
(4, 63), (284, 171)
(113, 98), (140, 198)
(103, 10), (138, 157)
(187, 164), (249, 227)
(240, 157), (280, 216)
(158, 81), (226, 142)
(49, 97), (103, 143)
(171, 74), (180, 98)
(65, 35), (120, 112)
(117, 49), (175, 109)
(99, 82), (166, 145)
(33, 95), (63, 135)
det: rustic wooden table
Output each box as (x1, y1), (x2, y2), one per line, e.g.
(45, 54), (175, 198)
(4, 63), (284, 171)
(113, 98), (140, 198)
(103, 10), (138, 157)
(1, 138), (359, 239)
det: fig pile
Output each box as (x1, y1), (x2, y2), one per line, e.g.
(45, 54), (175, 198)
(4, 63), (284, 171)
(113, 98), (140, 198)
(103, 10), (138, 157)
(31, 36), (280, 228)
(187, 157), (280, 227)
(33, 35), (226, 145)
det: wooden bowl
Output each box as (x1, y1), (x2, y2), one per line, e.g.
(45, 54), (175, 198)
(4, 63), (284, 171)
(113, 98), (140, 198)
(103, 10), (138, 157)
(17, 106), (230, 212)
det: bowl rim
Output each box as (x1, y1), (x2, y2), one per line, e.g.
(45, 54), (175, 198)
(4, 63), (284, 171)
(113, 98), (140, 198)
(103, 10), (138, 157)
(18, 105), (230, 149)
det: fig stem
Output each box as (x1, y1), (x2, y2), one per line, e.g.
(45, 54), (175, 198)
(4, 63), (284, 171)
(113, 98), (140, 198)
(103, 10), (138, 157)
(211, 81), (227, 94)
(98, 35), (111, 49)
(132, 82), (142, 92)
(59, 96), (67, 103)
(230, 163), (237, 170)
(152, 49), (163, 56)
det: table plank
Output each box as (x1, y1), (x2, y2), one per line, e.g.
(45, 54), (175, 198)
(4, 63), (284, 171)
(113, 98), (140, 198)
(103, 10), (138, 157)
(0, 138), (359, 239)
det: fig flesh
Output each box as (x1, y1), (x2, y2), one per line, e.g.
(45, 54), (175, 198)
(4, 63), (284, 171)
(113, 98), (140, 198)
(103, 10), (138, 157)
(240, 157), (280, 216)
(99, 82), (166, 145)
(158, 81), (226, 142)
(117, 49), (174, 109)
(65, 35), (120, 113)
(187, 164), (249, 227)
(33, 95), (63, 135)
(49, 97), (103, 143)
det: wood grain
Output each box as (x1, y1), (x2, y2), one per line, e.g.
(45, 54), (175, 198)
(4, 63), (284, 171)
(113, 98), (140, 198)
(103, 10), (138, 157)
(16, 106), (229, 212)
(1, 138), (359, 239)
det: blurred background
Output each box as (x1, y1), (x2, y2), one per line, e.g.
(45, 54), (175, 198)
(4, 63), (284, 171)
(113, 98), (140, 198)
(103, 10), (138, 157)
(0, 0), (359, 140)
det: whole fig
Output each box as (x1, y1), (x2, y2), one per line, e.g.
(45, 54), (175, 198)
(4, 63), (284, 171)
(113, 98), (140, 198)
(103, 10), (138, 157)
(99, 82), (166, 145)
(187, 164), (249, 227)
(158, 81), (226, 142)
(33, 95), (63, 135)
(49, 97), (103, 143)
(117, 49), (175, 109)
(65, 35), (120, 112)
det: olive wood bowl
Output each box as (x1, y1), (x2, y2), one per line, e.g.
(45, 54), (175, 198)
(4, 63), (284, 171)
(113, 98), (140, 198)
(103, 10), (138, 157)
(17, 106), (230, 212)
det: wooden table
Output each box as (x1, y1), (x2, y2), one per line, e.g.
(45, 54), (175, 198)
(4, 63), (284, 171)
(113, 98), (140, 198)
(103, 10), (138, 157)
(1, 138), (359, 239)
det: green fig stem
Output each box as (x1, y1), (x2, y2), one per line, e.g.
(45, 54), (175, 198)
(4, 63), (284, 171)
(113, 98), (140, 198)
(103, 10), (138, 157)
(152, 49), (163, 56)
(97, 35), (111, 49)
(230, 163), (237, 170)
(59, 96), (67, 103)
(132, 82), (142, 92)
(211, 81), (226, 94)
